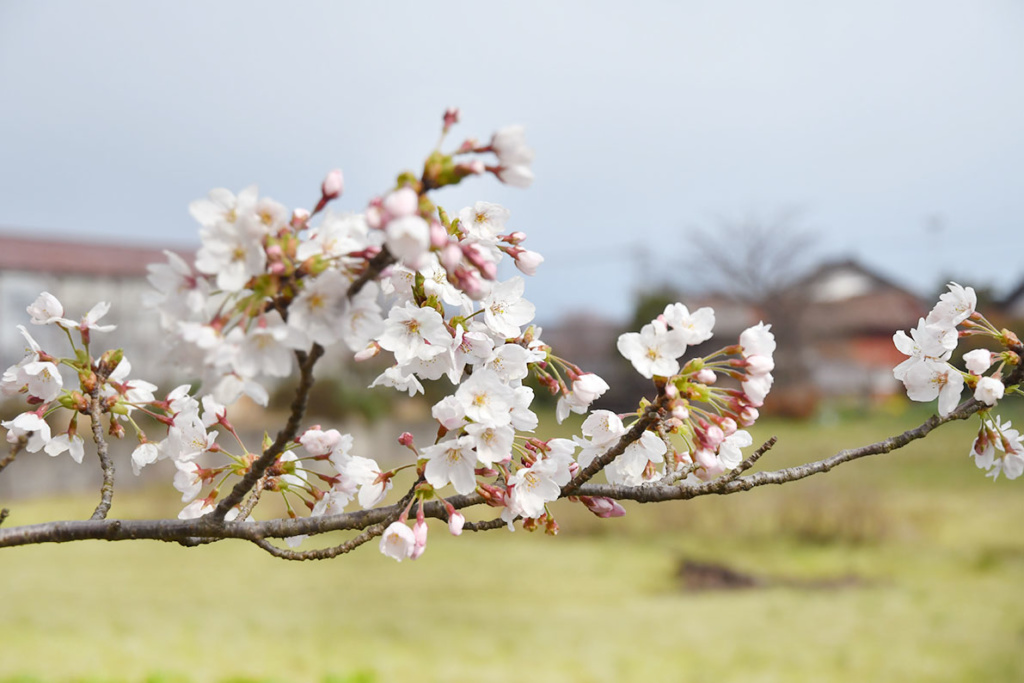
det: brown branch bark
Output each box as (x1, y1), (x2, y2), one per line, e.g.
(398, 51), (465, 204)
(209, 343), (324, 522)
(87, 389), (114, 520)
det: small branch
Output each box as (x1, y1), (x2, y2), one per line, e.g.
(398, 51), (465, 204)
(209, 343), (324, 522)
(236, 473), (269, 521)
(561, 404), (661, 497)
(463, 517), (508, 532)
(251, 523), (385, 561)
(349, 248), (396, 299)
(0, 435), (27, 476)
(719, 436), (778, 482)
(87, 389), (115, 520)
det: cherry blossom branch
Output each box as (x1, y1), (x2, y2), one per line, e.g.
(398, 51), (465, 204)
(87, 388), (115, 520)
(209, 343), (324, 522)
(574, 396), (990, 504)
(0, 376), (1012, 554)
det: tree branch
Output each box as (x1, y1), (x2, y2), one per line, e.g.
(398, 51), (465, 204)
(0, 359), (1016, 555)
(87, 389), (115, 520)
(209, 343), (324, 522)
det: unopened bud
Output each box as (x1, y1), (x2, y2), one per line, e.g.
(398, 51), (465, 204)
(443, 107), (460, 130)
(291, 208), (310, 229)
(354, 342), (381, 362)
(321, 169), (344, 200)
(581, 496), (626, 519)
(513, 249), (544, 276)
(429, 220), (448, 249)
(448, 510), (465, 536)
(696, 368), (716, 384)
(398, 432), (415, 447)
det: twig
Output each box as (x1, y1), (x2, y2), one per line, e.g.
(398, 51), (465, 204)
(0, 509), (8, 527)
(209, 343), (324, 522)
(87, 389), (114, 520)
(718, 436), (778, 482)
(561, 404), (661, 496)
(463, 517), (508, 532)
(251, 523), (385, 560)
(236, 473), (269, 521)
(349, 248), (396, 299)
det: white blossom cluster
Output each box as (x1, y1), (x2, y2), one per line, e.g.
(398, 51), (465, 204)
(893, 283), (1023, 479)
(612, 304), (776, 484)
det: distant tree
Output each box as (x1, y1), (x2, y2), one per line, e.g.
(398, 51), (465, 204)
(686, 209), (819, 413)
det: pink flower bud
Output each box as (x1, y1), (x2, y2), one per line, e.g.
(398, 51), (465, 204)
(321, 169), (344, 200)
(365, 205), (383, 230)
(440, 243), (462, 273)
(739, 406), (759, 426)
(514, 249), (544, 276)
(701, 425), (725, 451)
(455, 159), (485, 176)
(718, 417), (738, 436)
(448, 511), (465, 536)
(429, 220), (448, 249)
(443, 107), (460, 129)
(505, 231), (527, 245)
(411, 518), (428, 560)
(964, 349), (993, 375)
(382, 187), (419, 220)
(290, 208), (310, 228)
(671, 404), (689, 421)
(398, 432), (415, 447)
(696, 368), (717, 384)
(354, 342), (381, 362)
(694, 449), (725, 479)
(462, 243), (498, 280)
(581, 496), (626, 519)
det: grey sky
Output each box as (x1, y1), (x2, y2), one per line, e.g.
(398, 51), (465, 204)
(1, 0), (1022, 322)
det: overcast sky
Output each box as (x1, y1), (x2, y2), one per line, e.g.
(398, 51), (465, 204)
(1, 1), (1022, 323)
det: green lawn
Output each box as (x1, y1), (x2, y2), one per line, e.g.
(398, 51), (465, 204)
(2, 403), (1023, 682)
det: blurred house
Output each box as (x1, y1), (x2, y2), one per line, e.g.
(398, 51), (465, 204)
(792, 259), (928, 400)
(0, 231), (193, 382)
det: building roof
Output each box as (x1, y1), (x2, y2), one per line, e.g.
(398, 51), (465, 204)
(0, 230), (194, 278)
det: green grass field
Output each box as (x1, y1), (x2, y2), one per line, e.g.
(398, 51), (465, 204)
(2, 403), (1023, 682)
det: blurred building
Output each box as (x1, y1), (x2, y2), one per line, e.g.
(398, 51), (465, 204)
(0, 231), (193, 382)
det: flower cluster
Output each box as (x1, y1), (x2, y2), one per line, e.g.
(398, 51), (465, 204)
(2, 293), (155, 465)
(893, 283), (1022, 479)
(609, 304), (775, 483)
